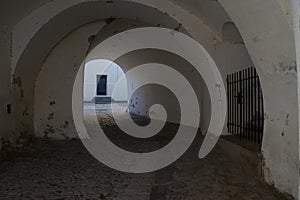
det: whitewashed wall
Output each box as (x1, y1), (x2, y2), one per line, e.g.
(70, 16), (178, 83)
(84, 60), (127, 102)
(34, 22), (106, 139)
(0, 0), (298, 198)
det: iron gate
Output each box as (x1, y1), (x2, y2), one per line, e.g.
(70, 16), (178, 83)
(227, 67), (264, 145)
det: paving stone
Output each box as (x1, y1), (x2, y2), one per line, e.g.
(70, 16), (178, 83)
(0, 104), (293, 200)
(154, 166), (176, 185)
(150, 185), (168, 200)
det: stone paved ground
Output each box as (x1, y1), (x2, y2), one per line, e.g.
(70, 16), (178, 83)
(0, 104), (293, 200)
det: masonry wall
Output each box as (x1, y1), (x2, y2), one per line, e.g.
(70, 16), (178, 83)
(34, 22), (106, 139)
(0, 0), (298, 198)
(0, 26), (13, 150)
(219, 0), (298, 197)
(200, 38), (255, 135)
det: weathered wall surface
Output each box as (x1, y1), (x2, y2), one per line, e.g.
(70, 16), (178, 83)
(219, 0), (298, 197)
(33, 18), (202, 139)
(11, 0), (196, 143)
(85, 19), (203, 125)
(200, 31), (255, 135)
(1, 0), (250, 144)
(34, 22), (105, 139)
(114, 49), (204, 125)
(30, 3), (193, 139)
(291, 0), (300, 198)
(0, 0), (298, 198)
(9, 0), (240, 143)
(0, 25), (13, 150)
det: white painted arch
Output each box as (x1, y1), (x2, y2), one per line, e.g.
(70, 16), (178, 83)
(8, 0), (298, 198)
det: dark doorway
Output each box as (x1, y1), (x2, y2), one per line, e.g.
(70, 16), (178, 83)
(227, 67), (264, 146)
(97, 75), (107, 96)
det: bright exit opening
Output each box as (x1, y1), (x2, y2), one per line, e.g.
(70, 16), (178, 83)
(84, 59), (128, 104)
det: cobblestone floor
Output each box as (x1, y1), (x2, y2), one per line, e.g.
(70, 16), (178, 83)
(0, 104), (292, 200)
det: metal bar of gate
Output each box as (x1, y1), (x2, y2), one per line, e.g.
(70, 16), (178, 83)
(250, 67), (254, 142)
(241, 70), (244, 138)
(246, 68), (248, 140)
(227, 76), (230, 133)
(257, 75), (261, 144)
(236, 71), (242, 137)
(230, 74), (234, 133)
(252, 68), (257, 142)
(232, 73), (235, 135)
(245, 69), (248, 139)
(237, 71), (239, 136)
(253, 68), (256, 142)
(254, 67), (256, 142)
(234, 72), (237, 135)
(242, 69), (245, 139)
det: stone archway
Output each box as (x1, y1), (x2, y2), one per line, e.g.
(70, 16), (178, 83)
(219, 0), (298, 197)
(6, 0), (298, 197)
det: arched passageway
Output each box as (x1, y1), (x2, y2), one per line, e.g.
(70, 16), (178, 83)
(0, 0), (298, 199)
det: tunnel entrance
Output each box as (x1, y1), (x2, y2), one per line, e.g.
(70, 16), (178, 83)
(84, 59), (128, 105)
(83, 59), (129, 127)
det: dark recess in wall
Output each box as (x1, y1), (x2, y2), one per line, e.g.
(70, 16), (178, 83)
(7, 104), (11, 114)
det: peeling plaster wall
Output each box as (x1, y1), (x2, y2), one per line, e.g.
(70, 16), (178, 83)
(89, 18), (254, 135)
(6, 0), (260, 160)
(277, 0), (293, 27)
(291, 0), (300, 198)
(34, 17), (204, 138)
(34, 22), (106, 139)
(168, 0), (231, 38)
(32, 7), (193, 139)
(34, 20), (201, 139)
(0, 25), (13, 149)
(0, 0), (298, 198)
(86, 19), (205, 126)
(11, 0), (193, 144)
(11, 0), (217, 73)
(0, 0), (52, 26)
(219, 0), (298, 197)
(114, 49), (204, 125)
(200, 24), (255, 135)
(10, 0), (231, 145)
(200, 42), (255, 135)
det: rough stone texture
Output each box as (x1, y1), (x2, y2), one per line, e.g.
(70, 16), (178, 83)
(0, 105), (293, 200)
